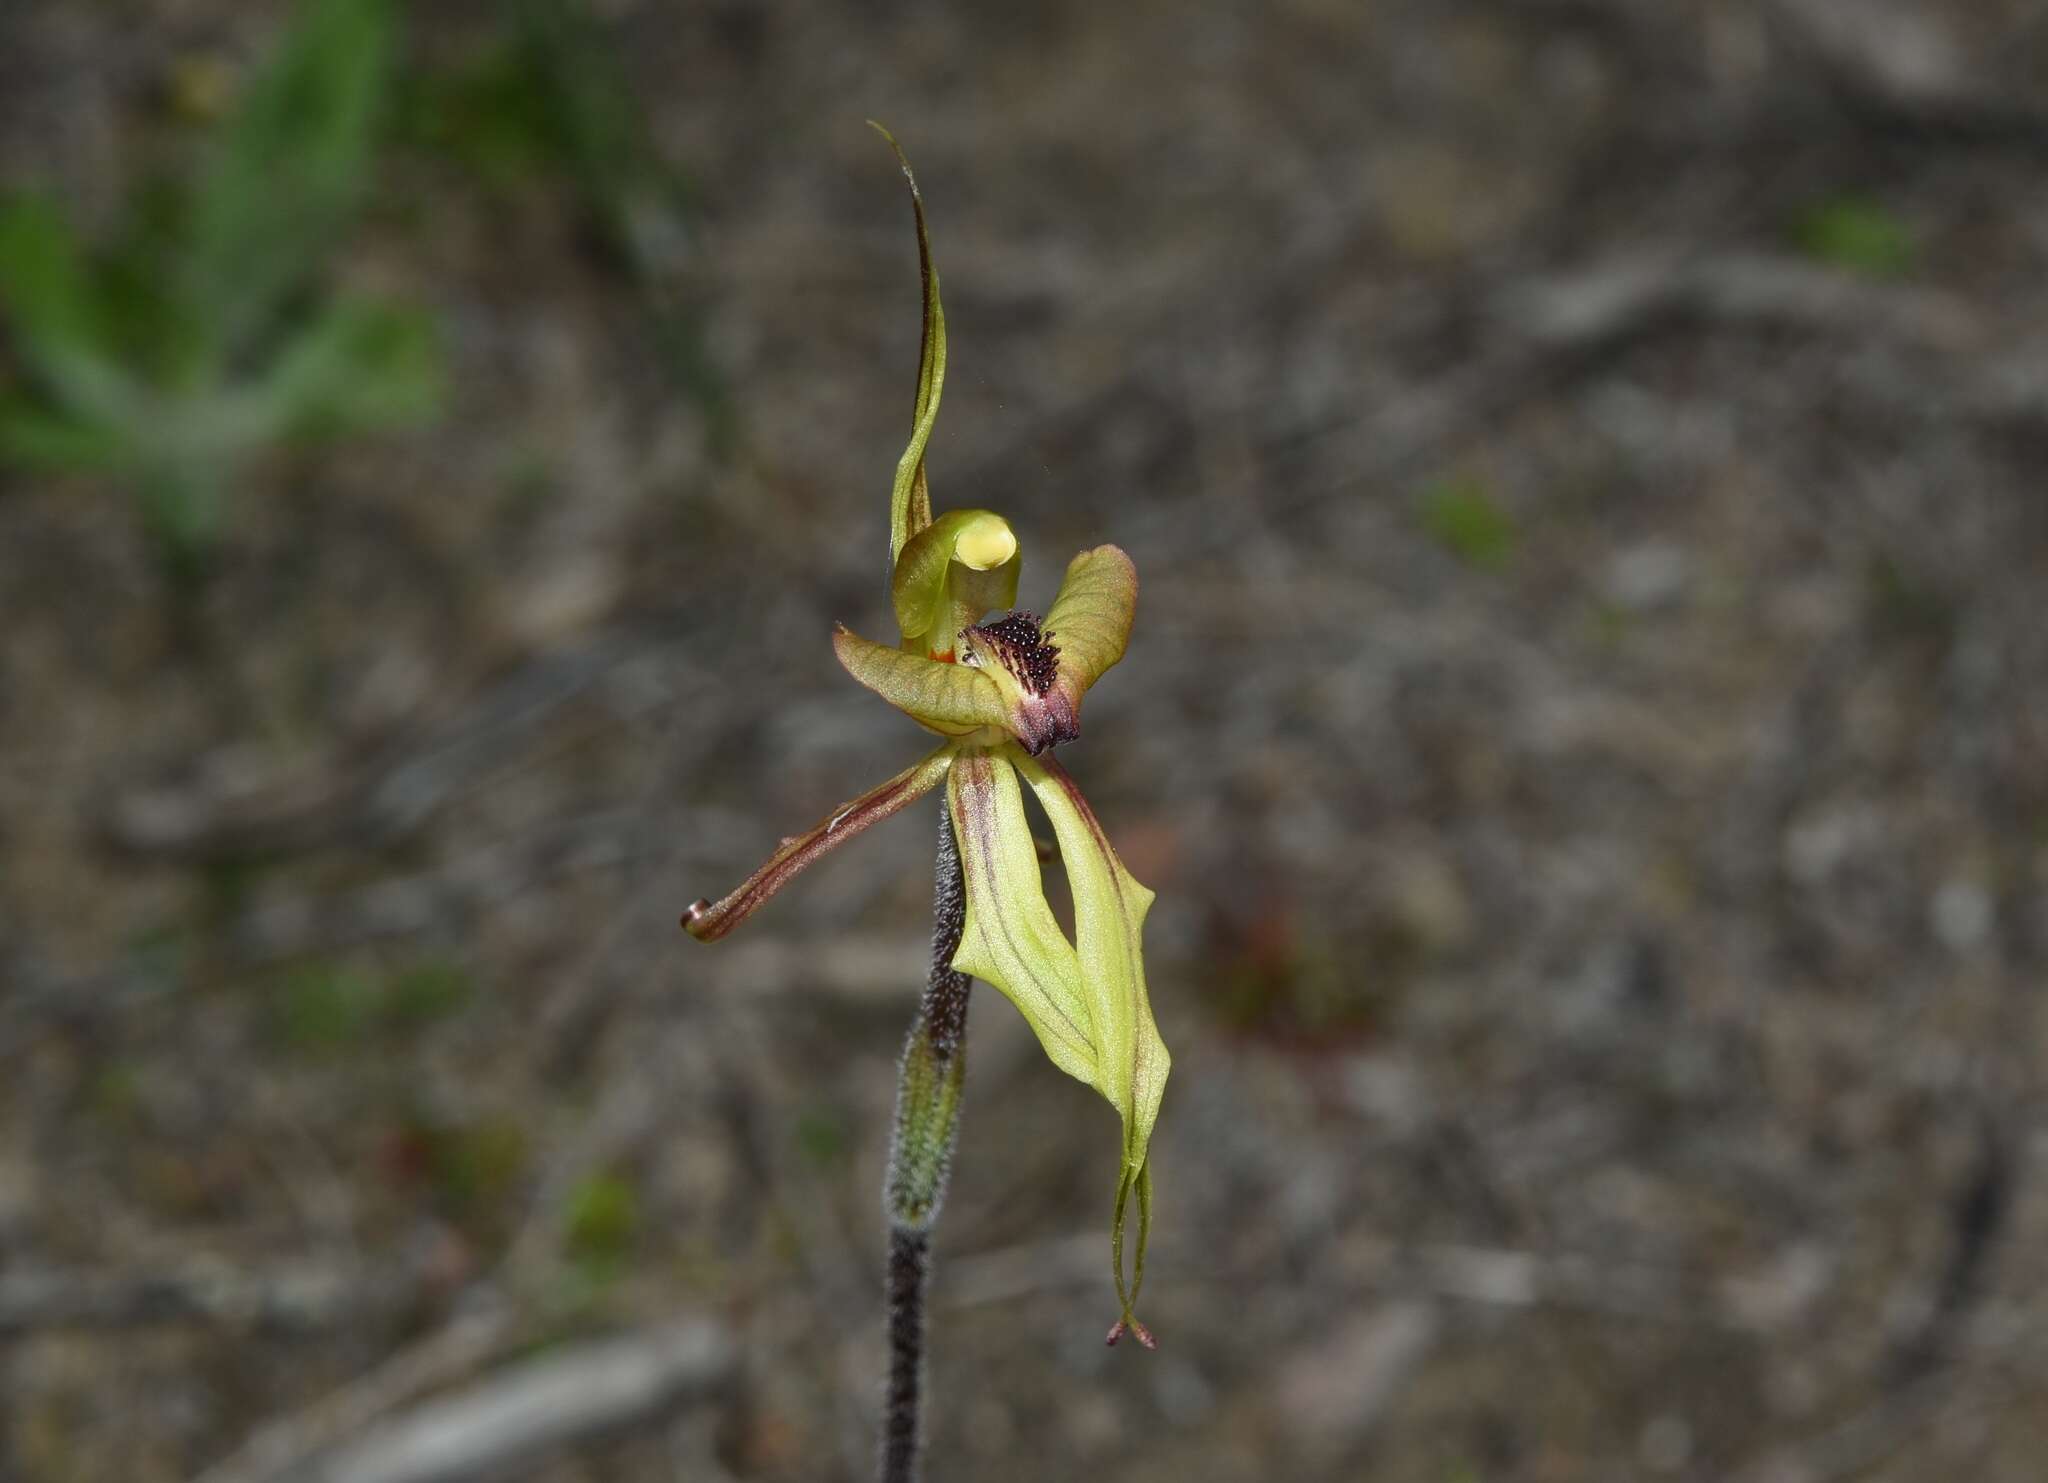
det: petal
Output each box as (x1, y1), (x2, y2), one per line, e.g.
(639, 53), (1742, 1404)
(869, 122), (946, 567)
(1009, 747), (1169, 1327)
(949, 744), (1170, 1333)
(834, 624), (1010, 738)
(681, 745), (953, 942)
(1041, 544), (1138, 715)
(945, 748), (1100, 1085)
(891, 508), (1020, 650)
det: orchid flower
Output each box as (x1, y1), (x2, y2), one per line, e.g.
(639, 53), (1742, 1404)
(682, 128), (1169, 1346)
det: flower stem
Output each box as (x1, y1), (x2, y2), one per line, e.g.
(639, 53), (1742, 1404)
(880, 1225), (931, 1483)
(879, 801), (972, 1483)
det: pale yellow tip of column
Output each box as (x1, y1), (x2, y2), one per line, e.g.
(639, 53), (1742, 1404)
(954, 515), (1017, 571)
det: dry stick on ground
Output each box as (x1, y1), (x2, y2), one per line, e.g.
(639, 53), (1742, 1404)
(193, 947), (751, 1483)
(708, 999), (877, 1478)
(189, 1304), (522, 1483)
(188, 1310), (732, 1483)
(1708, 1362), (2017, 1483)
(1886, 1108), (2017, 1384)
(300, 1319), (734, 1483)
(96, 627), (701, 864)
(190, 1022), (705, 1483)
(1151, 245), (1994, 569)
(533, 663), (755, 1076)
(1766, 0), (2048, 152)
(1533, 0), (2048, 152)
(0, 1264), (380, 1337)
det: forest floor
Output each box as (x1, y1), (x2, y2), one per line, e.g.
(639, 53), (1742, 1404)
(6, 1), (2048, 1480)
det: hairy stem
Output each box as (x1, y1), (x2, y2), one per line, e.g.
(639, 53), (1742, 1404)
(880, 1225), (931, 1483)
(879, 801), (971, 1483)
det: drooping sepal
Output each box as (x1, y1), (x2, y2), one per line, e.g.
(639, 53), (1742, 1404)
(944, 750), (1100, 1084)
(681, 745), (954, 942)
(947, 745), (1170, 1337)
(1012, 747), (1168, 1338)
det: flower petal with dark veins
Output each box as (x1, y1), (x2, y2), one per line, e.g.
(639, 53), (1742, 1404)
(1010, 746), (1168, 1333)
(949, 742), (1169, 1337)
(944, 748), (1098, 1083)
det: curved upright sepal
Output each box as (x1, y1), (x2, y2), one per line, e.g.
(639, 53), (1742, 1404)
(681, 745), (954, 942)
(869, 121), (946, 567)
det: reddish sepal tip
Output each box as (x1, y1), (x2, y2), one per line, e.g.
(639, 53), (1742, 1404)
(681, 899), (711, 931)
(1105, 1318), (1156, 1350)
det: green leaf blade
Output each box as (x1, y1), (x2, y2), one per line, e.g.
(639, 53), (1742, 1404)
(185, 0), (394, 353)
(0, 194), (140, 422)
(258, 297), (444, 440)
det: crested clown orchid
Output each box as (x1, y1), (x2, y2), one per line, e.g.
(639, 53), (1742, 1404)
(682, 127), (1169, 1347)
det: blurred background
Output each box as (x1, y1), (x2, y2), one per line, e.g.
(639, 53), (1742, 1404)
(6, 1), (2048, 1479)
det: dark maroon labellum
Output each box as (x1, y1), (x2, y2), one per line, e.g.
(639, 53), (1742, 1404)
(969, 611), (1061, 696)
(963, 610), (1078, 752)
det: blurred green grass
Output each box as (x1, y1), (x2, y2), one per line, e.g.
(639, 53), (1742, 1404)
(273, 956), (474, 1052)
(0, 0), (442, 588)
(1789, 195), (1917, 278)
(1418, 477), (1515, 570)
(0, 0), (731, 599)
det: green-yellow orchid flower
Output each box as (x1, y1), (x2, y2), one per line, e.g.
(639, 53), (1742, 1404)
(682, 127), (1169, 1346)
